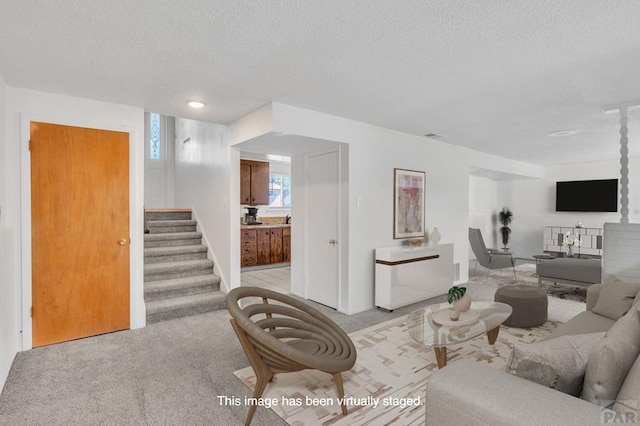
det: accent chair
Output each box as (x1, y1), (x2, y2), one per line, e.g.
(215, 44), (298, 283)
(468, 227), (516, 279)
(226, 287), (357, 425)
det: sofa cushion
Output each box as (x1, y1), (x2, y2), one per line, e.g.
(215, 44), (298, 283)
(544, 311), (615, 341)
(613, 354), (640, 415)
(507, 332), (605, 396)
(583, 305), (640, 408)
(593, 276), (640, 320)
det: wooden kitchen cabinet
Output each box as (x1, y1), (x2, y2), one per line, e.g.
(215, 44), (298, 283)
(240, 159), (269, 205)
(282, 227), (291, 262)
(256, 229), (271, 265)
(269, 228), (283, 263)
(241, 228), (258, 267)
(241, 226), (291, 268)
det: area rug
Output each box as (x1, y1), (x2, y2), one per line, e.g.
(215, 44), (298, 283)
(233, 316), (557, 425)
(466, 262), (588, 324)
(469, 261), (588, 302)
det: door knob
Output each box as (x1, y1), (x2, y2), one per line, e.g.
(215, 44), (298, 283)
(329, 239), (337, 246)
(118, 238), (128, 246)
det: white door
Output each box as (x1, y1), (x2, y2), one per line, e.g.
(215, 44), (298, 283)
(306, 150), (339, 308)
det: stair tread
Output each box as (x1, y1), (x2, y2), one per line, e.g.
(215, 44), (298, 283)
(145, 274), (220, 294)
(144, 232), (202, 241)
(148, 219), (196, 224)
(144, 245), (207, 256)
(145, 208), (192, 213)
(145, 291), (226, 314)
(144, 259), (213, 273)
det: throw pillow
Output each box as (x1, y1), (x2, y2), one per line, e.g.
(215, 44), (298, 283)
(633, 288), (640, 307)
(583, 305), (640, 408)
(506, 332), (605, 396)
(593, 276), (640, 320)
(613, 355), (640, 415)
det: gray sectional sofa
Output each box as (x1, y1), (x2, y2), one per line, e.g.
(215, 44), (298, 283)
(425, 283), (640, 426)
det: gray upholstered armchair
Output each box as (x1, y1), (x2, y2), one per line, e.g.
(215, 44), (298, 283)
(468, 228), (516, 279)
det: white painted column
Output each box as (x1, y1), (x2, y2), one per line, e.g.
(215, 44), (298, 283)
(619, 107), (629, 224)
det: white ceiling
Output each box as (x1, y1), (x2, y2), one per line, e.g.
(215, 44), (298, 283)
(2, 1), (640, 166)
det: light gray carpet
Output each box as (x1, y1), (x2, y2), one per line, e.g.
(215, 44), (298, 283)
(0, 261), (584, 425)
(0, 298), (446, 425)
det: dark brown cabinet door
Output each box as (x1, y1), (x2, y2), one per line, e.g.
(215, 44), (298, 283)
(240, 162), (252, 204)
(251, 161), (270, 205)
(270, 228), (284, 263)
(241, 229), (257, 267)
(240, 159), (269, 206)
(257, 229), (271, 265)
(283, 227), (291, 262)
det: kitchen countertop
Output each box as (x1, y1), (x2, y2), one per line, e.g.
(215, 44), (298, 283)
(241, 223), (291, 229)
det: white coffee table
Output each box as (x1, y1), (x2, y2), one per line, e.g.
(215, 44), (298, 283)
(407, 301), (513, 368)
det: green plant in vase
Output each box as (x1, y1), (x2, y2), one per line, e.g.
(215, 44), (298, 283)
(447, 285), (471, 320)
(498, 207), (513, 251)
(447, 286), (466, 304)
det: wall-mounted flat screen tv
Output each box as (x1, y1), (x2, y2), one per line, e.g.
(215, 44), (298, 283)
(556, 179), (618, 212)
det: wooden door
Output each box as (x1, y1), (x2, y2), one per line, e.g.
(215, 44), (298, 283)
(30, 122), (130, 347)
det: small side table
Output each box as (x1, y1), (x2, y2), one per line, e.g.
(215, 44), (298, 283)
(407, 302), (513, 368)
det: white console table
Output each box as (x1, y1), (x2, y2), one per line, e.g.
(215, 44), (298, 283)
(543, 226), (603, 257)
(375, 243), (454, 311)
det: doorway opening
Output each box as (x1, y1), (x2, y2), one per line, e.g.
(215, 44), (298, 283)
(233, 135), (349, 312)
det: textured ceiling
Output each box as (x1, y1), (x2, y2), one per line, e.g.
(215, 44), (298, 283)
(1, 1), (640, 165)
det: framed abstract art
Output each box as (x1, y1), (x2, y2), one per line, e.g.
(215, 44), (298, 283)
(393, 168), (426, 239)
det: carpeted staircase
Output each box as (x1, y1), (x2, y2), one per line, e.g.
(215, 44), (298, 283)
(144, 209), (225, 324)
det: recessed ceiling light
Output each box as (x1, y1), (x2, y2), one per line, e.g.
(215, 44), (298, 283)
(187, 100), (206, 109)
(548, 130), (578, 137)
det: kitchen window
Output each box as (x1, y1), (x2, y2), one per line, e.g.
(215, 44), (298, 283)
(269, 174), (291, 209)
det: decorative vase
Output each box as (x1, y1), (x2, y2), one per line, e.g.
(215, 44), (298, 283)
(449, 309), (460, 321)
(452, 293), (471, 313)
(567, 246), (573, 258)
(430, 227), (441, 245)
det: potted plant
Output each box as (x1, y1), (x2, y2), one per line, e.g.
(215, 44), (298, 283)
(447, 286), (471, 320)
(498, 207), (513, 251)
(562, 232), (581, 257)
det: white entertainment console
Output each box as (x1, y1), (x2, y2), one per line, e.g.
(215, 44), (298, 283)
(543, 226), (603, 257)
(375, 243), (454, 311)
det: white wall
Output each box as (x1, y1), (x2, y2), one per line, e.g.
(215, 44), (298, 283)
(6, 87), (145, 351)
(468, 175), (500, 257)
(498, 159), (640, 258)
(144, 113), (175, 208)
(0, 72), (19, 392)
(173, 118), (231, 291)
(268, 103), (544, 314)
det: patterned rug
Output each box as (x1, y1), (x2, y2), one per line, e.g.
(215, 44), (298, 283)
(469, 261), (588, 302)
(233, 316), (557, 425)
